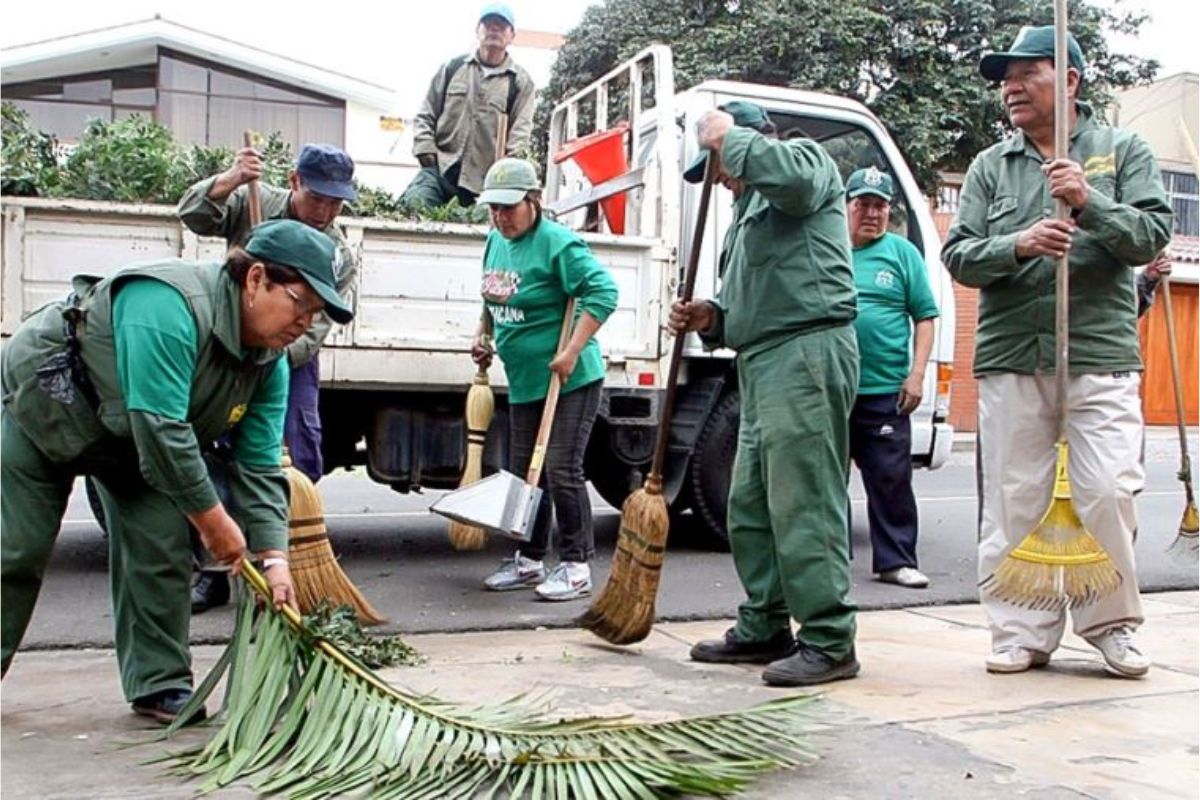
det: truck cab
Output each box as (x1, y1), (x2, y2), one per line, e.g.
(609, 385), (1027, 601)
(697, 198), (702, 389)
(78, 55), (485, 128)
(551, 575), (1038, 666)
(545, 47), (956, 546)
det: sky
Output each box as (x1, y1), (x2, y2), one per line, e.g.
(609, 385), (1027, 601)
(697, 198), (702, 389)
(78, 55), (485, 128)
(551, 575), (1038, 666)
(2, 0), (1196, 96)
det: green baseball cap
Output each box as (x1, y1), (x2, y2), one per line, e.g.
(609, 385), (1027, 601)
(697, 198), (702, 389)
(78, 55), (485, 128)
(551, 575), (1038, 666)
(244, 219), (353, 324)
(979, 25), (1085, 82)
(478, 158), (540, 206)
(684, 101), (774, 183)
(845, 167), (894, 202)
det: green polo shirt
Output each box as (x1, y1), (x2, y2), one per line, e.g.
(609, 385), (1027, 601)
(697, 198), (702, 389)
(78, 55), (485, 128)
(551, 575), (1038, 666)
(482, 217), (618, 404)
(852, 233), (939, 394)
(943, 103), (1173, 376)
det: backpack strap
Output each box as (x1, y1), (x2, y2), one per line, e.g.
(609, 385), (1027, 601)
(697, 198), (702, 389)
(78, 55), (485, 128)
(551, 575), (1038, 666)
(437, 54), (470, 116)
(443, 54), (520, 129)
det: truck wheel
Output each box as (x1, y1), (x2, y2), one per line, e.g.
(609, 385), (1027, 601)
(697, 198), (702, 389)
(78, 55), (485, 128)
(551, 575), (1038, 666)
(585, 424), (642, 512)
(688, 390), (739, 550)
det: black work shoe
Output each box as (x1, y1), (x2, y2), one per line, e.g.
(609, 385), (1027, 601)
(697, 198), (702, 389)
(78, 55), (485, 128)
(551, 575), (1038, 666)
(762, 643), (861, 687)
(690, 627), (798, 664)
(131, 688), (207, 726)
(191, 570), (230, 614)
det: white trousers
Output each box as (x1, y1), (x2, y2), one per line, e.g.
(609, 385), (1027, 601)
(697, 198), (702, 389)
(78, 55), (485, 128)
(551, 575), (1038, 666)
(978, 372), (1144, 653)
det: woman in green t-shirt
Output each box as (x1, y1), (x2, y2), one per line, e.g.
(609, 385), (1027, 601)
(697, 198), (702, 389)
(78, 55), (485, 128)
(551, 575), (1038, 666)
(470, 158), (619, 601)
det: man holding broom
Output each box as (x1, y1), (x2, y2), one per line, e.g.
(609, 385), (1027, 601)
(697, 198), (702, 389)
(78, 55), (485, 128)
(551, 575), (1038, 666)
(669, 102), (861, 687)
(178, 143), (359, 611)
(943, 26), (1172, 677)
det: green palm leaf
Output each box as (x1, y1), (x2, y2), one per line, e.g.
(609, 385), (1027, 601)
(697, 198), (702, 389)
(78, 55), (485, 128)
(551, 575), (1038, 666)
(164, 561), (817, 798)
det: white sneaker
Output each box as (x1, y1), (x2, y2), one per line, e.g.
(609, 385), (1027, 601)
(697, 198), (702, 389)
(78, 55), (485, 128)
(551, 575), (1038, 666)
(1085, 626), (1150, 678)
(877, 567), (930, 589)
(535, 562), (592, 602)
(483, 552), (546, 591)
(986, 647), (1051, 674)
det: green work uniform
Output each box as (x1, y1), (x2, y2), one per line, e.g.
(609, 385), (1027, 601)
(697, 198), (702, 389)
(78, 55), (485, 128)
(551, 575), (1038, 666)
(1, 261), (288, 701)
(700, 126), (860, 659)
(481, 217), (618, 403)
(942, 103), (1172, 378)
(852, 232), (940, 394)
(177, 176), (358, 368)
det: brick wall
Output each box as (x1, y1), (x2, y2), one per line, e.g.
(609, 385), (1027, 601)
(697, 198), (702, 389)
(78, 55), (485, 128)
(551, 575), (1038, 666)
(950, 282), (980, 432)
(933, 204), (982, 431)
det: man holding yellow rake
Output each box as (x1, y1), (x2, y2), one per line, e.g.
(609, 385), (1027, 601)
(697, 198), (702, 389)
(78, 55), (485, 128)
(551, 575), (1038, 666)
(944, 26), (1173, 677)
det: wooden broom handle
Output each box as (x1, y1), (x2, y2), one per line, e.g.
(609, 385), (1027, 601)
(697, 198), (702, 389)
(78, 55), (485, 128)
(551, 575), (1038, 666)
(525, 297), (577, 487)
(1053, 0), (1070, 440)
(243, 130), (263, 226)
(495, 112), (509, 160)
(648, 152), (718, 479)
(1160, 276), (1196, 504)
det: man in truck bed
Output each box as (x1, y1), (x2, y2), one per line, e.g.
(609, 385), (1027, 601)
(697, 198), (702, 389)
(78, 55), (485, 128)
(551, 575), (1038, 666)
(401, 3), (536, 209)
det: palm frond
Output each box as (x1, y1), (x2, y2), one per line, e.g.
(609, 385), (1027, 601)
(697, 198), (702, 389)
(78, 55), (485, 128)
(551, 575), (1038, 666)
(165, 562), (816, 798)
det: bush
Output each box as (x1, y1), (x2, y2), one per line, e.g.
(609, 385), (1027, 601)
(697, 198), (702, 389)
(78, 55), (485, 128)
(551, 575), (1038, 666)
(1, 102), (60, 197)
(56, 115), (186, 203)
(1, 111), (486, 224)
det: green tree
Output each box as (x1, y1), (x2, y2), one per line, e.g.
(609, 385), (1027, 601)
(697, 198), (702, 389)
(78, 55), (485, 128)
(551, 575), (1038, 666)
(534, 0), (1158, 191)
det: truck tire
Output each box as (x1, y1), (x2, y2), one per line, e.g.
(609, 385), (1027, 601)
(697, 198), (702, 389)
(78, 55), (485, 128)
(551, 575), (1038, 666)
(689, 390), (739, 550)
(585, 423), (642, 511)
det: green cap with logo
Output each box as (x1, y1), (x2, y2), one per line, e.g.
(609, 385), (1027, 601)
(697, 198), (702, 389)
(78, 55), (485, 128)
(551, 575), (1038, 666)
(478, 158), (540, 206)
(845, 167), (895, 202)
(979, 25), (1085, 81)
(683, 101), (774, 183)
(244, 219), (353, 324)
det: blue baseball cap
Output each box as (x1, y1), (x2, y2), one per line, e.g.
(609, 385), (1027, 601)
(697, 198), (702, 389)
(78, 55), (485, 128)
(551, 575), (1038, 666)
(479, 3), (515, 28)
(295, 144), (356, 202)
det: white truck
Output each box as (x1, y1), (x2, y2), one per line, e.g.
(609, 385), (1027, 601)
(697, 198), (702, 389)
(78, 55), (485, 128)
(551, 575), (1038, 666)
(0, 45), (954, 548)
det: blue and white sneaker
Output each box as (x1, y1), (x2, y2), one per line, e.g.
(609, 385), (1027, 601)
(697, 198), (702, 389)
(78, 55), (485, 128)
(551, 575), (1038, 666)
(483, 552), (546, 591)
(535, 562), (592, 602)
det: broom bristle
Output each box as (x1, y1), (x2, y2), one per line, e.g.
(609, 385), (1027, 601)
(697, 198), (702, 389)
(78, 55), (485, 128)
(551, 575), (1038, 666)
(579, 482), (669, 645)
(448, 381), (493, 551)
(980, 497), (1122, 610)
(286, 466), (385, 625)
(1168, 502), (1199, 556)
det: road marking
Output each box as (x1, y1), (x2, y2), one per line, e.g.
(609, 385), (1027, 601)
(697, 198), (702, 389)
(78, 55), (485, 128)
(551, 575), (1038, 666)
(58, 491), (1183, 526)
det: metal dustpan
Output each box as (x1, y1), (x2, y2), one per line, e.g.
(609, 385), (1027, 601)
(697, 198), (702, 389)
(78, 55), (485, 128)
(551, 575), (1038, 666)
(431, 472), (541, 543)
(430, 298), (577, 544)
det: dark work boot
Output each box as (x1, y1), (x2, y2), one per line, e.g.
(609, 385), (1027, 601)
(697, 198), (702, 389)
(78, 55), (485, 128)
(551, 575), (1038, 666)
(131, 688), (207, 726)
(690, 627), (798, 664)
(762, 643), (861, 687)
(190, 570), (230, 614)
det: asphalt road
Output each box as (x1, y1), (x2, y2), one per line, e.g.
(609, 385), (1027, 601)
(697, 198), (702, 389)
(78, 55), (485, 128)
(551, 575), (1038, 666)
(17, 436), (1199, 650)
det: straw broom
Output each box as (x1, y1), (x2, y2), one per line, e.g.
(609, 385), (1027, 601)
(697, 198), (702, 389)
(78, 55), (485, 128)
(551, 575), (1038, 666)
(243, 129), (383, 624)
(446, 114), (508, 550)
(579, 154), (718, 644)
(1163, 116), (1200, 555)
(446, 316), (494, 550)
(978, 10), (1121, 608)
(158, 559), (817, 799)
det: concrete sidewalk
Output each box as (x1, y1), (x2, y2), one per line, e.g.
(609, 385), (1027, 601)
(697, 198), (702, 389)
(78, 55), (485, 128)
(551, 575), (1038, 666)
(2, 592), (1197, 799)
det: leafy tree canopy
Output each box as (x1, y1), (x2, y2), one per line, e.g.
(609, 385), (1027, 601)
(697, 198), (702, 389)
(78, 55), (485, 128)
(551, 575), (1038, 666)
(534, 0), (1157, 191)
